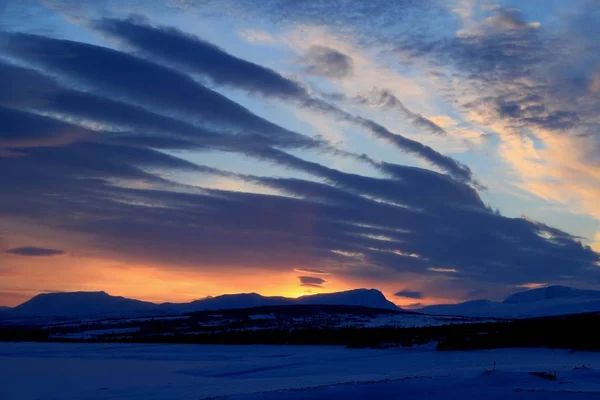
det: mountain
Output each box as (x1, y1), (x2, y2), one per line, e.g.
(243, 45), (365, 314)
(160, 293), (291, 314)
(296, 289), (398, 310)
(10, 291), (158, 319)
(502, 285), (600, 304)
(164, 289), (398, 314)
(419, 286), (600, 319)
(2, 288), (399, 320)
(8, 286), (600, 321)
(417, 300), (503, 318)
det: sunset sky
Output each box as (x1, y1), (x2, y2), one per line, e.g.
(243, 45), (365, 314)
(1, 0), (600, 307)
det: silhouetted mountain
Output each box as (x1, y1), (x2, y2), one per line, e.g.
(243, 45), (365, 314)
(297, 289), (397, 309)
(160, 293), (290, 314)
(11, 291), (157, 318)
(502, 285), (600, 304)
(163, 289), (397, 314)
(2, 289), (399, 320)
(419, 286), (600, 318)
(418, 300), (502, 318)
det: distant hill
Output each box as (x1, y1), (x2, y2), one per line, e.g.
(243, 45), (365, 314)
(419, 286), (600, 318)
(418, 300), (503, 318)
(297, 289), (398, 309)
(163, 288), (398, 314)
(10, 291), (158, 319)
(1, 288), (399, 320)
(11, 285), (600, 322)
(502, 285), (600, 304)
(160, 293), (290, 314)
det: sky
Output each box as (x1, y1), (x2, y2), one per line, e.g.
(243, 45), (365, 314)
(1, 0), (600, 308)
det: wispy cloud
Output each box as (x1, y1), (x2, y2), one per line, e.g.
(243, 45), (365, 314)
(93, 17), (474, 182)
(0, 2), (598, 304)
(6, 247), (65, 257)
(302, 45), (354, 79)
(394, 290), (423, 299)
(298, 276), (327, 288)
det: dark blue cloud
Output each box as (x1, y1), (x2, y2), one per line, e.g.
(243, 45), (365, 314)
(0, 32), (314, 147)
(2, 139), (596, 288)
(0, 62), (289, 148)
(6, 247), (65, 257)
(0, 62), (316, 155)
(93, 17), (473, 182)
(0, 106), (93, 148)
(296, 268), (328, 274)
(0, 60), (474, 204)
(298, 276), (327, 288)
(361, 89), (447, 136)
(396, 5), (600, 137)
(0, 14), (598, 298)
(302, 45), (354, 79)
(245, 146), (483, 211)
(351, 116), (473, 182)
(394, 290), (423, 299)
(96, 16), (308, 100)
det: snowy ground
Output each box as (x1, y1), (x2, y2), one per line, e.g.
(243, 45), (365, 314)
(0, 343), (599, 399)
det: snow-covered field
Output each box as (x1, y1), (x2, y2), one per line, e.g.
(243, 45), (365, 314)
(0, 343), (599, 399)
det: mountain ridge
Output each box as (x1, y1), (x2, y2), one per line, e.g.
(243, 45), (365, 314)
(502, 285), (600, 304)
(6, 285), (600, 321)
(2, 288), (399, 319)
(419, 285), (600, 318)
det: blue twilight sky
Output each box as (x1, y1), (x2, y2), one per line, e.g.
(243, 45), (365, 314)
(0, 0), (599, 307)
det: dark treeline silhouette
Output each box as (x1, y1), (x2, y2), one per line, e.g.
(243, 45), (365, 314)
(1, 306), (599, 351)
(435, 313), (600, 351)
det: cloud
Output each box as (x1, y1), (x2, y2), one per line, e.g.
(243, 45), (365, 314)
(6, 247), (65, 257)
(428, 267), (458, 273)
(395, 5), (592, 135)
(93, 17), (474, 182)
(402, 302), (423, 309)
(0, 106), (93, 149)
(298, 276), (327, 288)
(354, 89), (447, 136)
(516, 282), (548, 290)
(95, 16), (309, 100)
(348, 116), (473, 183)
(457, 7), (541, 37)
(0, 31), (315, 148)
(394, 289), (423, 299)
(295, 268), (328, 275)
(384, 3), (600, 225)
(0, 61), (311, 153)
(0, 11), (598, 302)
(240, 25), (463, 146)
(302, 45), (354, 79)
(2, 144), (595, 289)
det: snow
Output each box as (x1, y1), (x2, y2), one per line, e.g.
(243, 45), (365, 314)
(503, 286), (600, 304)
(357, 313), (493, 328)
(248, 313), (277, 320)
(49, 327), (141, 339)
(1, 343), (599, 399)
(419, 286), (600, 318)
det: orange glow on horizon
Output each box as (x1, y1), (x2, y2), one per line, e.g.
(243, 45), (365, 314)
(0, 252), (355, 306)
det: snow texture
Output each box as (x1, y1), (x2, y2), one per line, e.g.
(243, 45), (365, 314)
(420, 286), (600, 318)
(0, 343), (599, 399)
